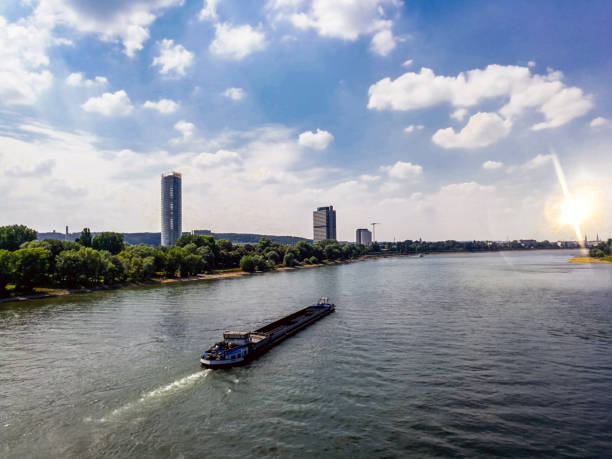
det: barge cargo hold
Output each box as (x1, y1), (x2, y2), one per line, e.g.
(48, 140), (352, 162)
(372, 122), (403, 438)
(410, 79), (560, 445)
(200, 298), (335, 368)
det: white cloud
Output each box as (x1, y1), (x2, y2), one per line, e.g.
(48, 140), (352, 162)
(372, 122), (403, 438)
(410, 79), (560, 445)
(173, 120), (195, 142)
(432, 112), (512, 149)
(223, 87), (246, 101)
(359, 174), (380, 182)
(440, 181), (495, 193)
(381, 161), (423, 179)
(483, 160), (504, 170)
(523, 153), (553, 170)
(269, 0), (399, 56)
(370, 29), (396, 56)
(143, 98), (178, 114)
(404, 124), (424, 133)
(81, 90), (134, 116)
(152, 39), (194, 76)
(199, 0), (220, 21)
(590, 117), (611, 128)
(65, 72), (107, 87)
(450, 108), (468, 122)
(0, 16), (53, 105)
(274, 0), (398, 40)
(368, 65), (593, 137)
(402, 59), (413, 67)
(298, 129), (334, 150)
(528, 60), (536, 68)
(210, 23), (266, 60)
(33, 0), (185, 57)
(194, 149), (241, 168)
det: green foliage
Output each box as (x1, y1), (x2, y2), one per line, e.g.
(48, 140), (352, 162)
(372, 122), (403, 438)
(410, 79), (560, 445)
(283, 252), (296, 267)
(0, 225), (37, 251)
(76, 228), (92, 247)
(256, 237), (272, 252)
(13, 248), (49, 292)
(240, 255), (256, 273)
(117, 249), (156, 282)
(56, 248), (108, 287)
(92, 232), (124, 255)
(0, 249), (14, 296)
(266, 250), (280, 265)
(307, 256), (319, 264)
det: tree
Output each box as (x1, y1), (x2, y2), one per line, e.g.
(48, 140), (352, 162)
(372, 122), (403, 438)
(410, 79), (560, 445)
(296, 241), (313, 261)
(165, 246), (186, 277)
(240, 255), (256, 273)
(283, 252), (296, 267)
(266, 250), (280, 265)
(0, 250), (14, 296)
(0, 225), (37, 251)
(92, 232), (124, 255)
(256, 237), (272, 252)
(13, 248), (49, 292)
(76, 228), (92, 247)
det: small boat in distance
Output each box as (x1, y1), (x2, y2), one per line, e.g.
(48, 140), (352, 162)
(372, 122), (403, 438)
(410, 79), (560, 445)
(200, 298), (335, 369)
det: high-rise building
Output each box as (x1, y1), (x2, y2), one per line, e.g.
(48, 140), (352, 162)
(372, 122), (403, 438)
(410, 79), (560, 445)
(313, 205), (336, 243)
(161, 172), (182, 246)
(356, 228), (372, 246)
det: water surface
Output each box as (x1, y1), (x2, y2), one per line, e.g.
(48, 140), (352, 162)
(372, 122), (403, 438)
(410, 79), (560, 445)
(1, 250), (611, 457)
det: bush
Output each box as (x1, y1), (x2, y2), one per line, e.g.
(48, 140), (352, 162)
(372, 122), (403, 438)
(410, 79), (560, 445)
(307, 256), (319, 264)
(283, 252), (296, 267)
(0, 249), (14, 296)
(240, 255), (256, 273)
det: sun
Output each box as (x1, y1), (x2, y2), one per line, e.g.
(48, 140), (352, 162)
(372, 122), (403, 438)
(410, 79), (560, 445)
(559, 194), (591, 227)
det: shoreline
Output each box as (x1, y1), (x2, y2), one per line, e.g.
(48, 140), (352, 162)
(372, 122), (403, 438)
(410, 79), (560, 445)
(569, 256), (612, 264)
(0, 248), (584, 305)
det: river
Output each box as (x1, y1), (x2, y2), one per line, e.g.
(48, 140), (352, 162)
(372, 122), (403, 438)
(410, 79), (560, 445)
(1, 250), (611, 457)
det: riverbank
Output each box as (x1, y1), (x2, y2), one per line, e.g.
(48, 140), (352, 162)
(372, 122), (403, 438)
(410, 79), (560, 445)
(0, 259), (363, 305)
(570, 256), (612, 264)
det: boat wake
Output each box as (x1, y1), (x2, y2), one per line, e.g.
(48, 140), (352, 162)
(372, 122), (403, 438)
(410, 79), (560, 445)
(99, 369), (211, 422)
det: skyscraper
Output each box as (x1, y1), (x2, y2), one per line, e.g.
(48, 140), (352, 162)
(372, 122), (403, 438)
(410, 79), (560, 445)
(356, 228), (372, 246)
(161, 172), (182, 246)
(313, 205), (336, 243)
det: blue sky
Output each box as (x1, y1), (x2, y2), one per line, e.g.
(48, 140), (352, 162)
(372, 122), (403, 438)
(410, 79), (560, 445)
(0, 0), (611, 241)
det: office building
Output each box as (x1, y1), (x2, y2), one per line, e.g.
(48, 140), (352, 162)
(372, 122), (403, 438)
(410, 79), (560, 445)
(313, 205), (336, 243)
(161, 172), (182, 246)
(356, 228), (372, 246)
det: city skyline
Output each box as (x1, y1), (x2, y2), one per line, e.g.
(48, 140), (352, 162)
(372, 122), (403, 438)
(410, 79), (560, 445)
(0, 1), (611, 242)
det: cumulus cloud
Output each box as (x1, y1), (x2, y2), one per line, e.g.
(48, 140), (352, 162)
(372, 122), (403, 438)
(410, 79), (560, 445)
(523, 153), (553, 169)
(152, 39), (194, 76)
(590, 117), (611, 128)
(269, 0), (399, 56)
(199, 0), (220, 21)
(143, 98), (178, 114)
(172, 120), (195, 142)
(298, 128), (334, 150)
(223, 87), (246, 101)
(482, 160), (504, 170)
(65, 72), (107, 87)
(404, 124), (424, 133)
(194, 149), (241, 168)
(440, 181), (495, 193)
(81, 90), (134, 116)
(381, 161), (423, 179)
(33, 0), (185, 57)
(0, 16), (53, 105)
(210, 23), (266, 60)
(528, 60), (536, 68)
(451, 108), (468, 122)
(368, 65), (593, 139)
(432, 112), (512, 149)
(370, 29), (396, 56)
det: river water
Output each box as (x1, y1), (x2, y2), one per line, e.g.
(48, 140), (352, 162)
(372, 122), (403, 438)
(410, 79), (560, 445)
(1, 250), (611, 458)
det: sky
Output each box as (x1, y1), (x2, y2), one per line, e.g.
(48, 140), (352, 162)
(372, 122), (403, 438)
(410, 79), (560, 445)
(0, 0), (611, 242)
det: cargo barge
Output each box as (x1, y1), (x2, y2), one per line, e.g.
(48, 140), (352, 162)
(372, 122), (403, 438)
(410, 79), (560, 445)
(200, 298), (335, 368)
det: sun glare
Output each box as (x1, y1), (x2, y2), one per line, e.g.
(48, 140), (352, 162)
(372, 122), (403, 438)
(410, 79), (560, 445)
(559, 195), (591, 227)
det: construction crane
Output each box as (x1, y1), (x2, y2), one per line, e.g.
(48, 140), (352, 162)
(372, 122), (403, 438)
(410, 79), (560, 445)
(370, 222), (381, 242)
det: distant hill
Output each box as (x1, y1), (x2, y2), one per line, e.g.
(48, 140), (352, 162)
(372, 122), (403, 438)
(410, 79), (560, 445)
(37, 231), (310, 246)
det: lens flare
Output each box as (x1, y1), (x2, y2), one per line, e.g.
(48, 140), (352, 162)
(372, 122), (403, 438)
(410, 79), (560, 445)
(551, 153), (584, 245)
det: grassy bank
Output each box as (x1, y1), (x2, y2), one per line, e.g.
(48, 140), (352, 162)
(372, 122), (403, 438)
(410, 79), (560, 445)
(570, 256), (612, 264)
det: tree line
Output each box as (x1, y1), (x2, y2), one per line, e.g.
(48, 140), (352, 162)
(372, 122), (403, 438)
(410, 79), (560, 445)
(0, 225), (367, 296)
(589, 239), (612, 260)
